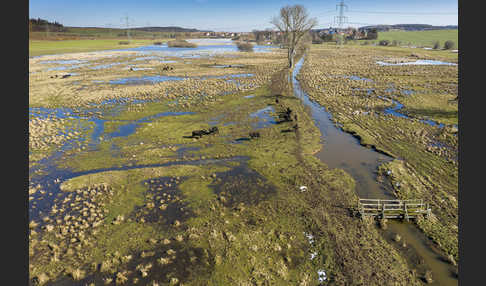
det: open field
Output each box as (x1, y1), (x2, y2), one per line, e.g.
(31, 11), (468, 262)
(29, 39), (164, 57)
(377, 29), (458, 48)
(29, 39), (457, 285)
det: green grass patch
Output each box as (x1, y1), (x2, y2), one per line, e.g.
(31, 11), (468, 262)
(29, 39), (155, 57)
(377, 29), (458, 48)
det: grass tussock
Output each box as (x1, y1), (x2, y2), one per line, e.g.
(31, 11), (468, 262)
(236, 41), (254, 52)
(167, 39), (197, 48)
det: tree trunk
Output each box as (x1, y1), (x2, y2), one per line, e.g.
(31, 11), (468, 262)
(288, 47), (294, 68)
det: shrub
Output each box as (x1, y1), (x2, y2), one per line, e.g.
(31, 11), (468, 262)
(443, 40), (455, 50)
(367, 28), (378, 40)
(236, 41), (254, 52)
(118, 41), (130, 45)
(433, 41), (440, 49)
(379, 40), (390, 46)
(362, 41), (369, 45)
(167, 39), (197, 48)
(322, 33), (334, 42)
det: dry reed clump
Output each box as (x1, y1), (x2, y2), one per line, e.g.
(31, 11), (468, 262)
(167, 39), (197, 48)
(236, 42), (254, 52)
(69, 268), (86, 280)
(29, 116), (85, 152)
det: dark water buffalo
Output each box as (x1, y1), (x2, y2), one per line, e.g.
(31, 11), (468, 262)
(192, 130), (206, 138)
(249, 131), (260, 139)
(191, 126), (219, 138)
(207, 126), (219, 134)
(279, 107), (293, 122)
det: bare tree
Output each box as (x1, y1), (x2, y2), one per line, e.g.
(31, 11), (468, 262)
(271, 5), (317, 67)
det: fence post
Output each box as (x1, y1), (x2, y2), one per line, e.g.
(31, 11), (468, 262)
(404, 203), (409, 222)
(382, 202), (386, 219)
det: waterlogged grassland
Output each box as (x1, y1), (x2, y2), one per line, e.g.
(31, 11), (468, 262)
(29, 48), (425, 285)
(298, 44), (458, 262)
(29, 50), (284, 108)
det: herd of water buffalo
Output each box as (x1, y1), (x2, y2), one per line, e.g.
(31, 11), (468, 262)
(188, 97), (298, 140)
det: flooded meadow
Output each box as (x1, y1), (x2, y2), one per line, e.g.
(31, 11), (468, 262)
(29, 40), (458, 285)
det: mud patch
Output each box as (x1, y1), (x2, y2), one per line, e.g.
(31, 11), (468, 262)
(209, 163), (277, 208)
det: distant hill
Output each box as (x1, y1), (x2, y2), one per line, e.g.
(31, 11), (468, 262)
(358, 24), (457, 32)
(64, 26), (212, 33)
(130, 26), (212, 33)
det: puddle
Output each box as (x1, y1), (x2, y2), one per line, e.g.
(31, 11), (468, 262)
(381, 97), (446, 128)
(244, 94), (255, 98)
(109, 75), (186, 85)
(376, 60), (457, 66)
(108, 73), (253, 85)
(126, 67), (154, 71)
(200, 73), (254, 80)
(209, 64), (245, 68)
(89, 62), (124, 70)
(40, 60), (87, 65)
(133, 56), (161, 61)
(46, 64), (89, 71)
(293, 56), (457, 286)
(346, 75), (373, 82)
(249, 106), (277, 129)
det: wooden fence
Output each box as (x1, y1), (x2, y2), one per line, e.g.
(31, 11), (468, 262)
(358, 198), (431, 220)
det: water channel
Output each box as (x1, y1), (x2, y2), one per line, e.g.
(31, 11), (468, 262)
(292, 56), (458, 285)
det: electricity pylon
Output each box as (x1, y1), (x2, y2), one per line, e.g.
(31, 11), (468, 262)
(334, 0), (348, 45)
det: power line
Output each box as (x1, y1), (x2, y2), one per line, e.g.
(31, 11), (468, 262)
(120, 14), (134, 40)
(347, 10), (457, 16)
(334, 0), (348, 28)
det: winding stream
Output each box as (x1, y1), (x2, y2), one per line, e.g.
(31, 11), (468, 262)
(292, 56), (458, 285)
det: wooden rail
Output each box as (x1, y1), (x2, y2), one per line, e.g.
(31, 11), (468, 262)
(358, 198), (431, 220)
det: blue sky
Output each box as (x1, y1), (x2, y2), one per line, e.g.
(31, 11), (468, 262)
(29, 0), (458, 32)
